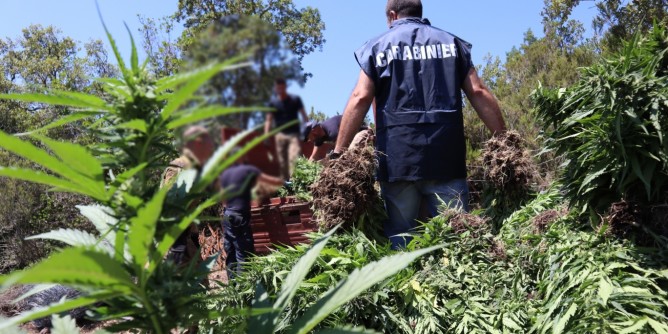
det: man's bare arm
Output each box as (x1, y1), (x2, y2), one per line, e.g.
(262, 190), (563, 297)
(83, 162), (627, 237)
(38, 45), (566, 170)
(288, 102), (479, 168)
(299, 107), (310, 123)
(264, 113), (273, 135)
(334, 70), (375, 153)
(462, 67), (506, 134)
(257, 172), (285, 186)
(309, 145), (327, 161)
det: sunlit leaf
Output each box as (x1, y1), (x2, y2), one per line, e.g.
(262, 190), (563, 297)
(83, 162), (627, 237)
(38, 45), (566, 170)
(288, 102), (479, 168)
(0, 248), (134, 293)
(289, 244), (444, 334)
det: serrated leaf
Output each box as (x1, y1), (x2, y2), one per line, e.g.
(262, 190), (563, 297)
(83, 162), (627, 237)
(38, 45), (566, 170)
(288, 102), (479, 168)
(167, 106), (269, 129)
(0, 248), (134, 293)
(123, 22), (139, 73)
(50, 314), (80, 334)
(77, 205), (117, 238)
(160, 58), (252, 120)
(0, 291), (120, 330)
(128, 185), (169, 272)
(15, 111), (101, 136)
(502, 315), (522, 330)
(553, 303), (577, 334)
(26, 229), (109, 253)
(0, 168), (94, 198)
(648, 318), (668, 334)
(617, 317), (649, 334)
(289, 244), (444, 334)
(97, 3), (131, 85)
(0, 131), (106, 201)
(598, 277), (614, 305)
(249, 227), (340, 333)
(0, 93), (111, 111)
(35, 135), (104, 182)
(113, 119), (148, 133)
(155, 54), (250, 94)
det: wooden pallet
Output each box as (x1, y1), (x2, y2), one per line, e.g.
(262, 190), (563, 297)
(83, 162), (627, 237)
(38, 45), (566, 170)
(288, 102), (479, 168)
(250, 196), (317, 254)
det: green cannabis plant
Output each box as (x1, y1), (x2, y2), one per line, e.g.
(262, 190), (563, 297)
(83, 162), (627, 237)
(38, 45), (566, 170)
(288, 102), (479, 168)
(0, 20), (276, 332)
(532, 24), (668, 219)
(277, 157), (322, 201)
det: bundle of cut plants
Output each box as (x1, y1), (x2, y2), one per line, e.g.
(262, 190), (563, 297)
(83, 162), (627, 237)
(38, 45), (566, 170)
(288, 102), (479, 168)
(311, 130), (385, 234)
(482, 130), (535, 192)
(471, 130), (538, 222)
(276, 157), (323, 201)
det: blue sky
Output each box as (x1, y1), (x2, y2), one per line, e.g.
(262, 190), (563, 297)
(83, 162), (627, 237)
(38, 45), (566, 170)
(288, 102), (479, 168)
(0, 0), (598, 118)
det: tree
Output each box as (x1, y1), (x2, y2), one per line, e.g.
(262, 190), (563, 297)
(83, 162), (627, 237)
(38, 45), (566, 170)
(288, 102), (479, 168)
(307, 107), (327, 122)
(0, 25), (115, 272)
(140, 0), (325, 80)
(139, 1), (326, 129)
(0, 25), (116, 137)
(593, 0), (668, 52)
(174, 0), (325, 63)
(181, 15), (303, 129)
(138, 15), (182, 79)
(541, 0), (586, 53)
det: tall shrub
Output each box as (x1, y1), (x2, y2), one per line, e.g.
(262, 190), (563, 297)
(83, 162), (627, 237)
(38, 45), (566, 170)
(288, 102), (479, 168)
(532, 25), (668, 218)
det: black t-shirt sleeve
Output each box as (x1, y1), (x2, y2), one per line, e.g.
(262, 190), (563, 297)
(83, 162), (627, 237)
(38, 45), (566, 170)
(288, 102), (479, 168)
(295, 96), (304, 110)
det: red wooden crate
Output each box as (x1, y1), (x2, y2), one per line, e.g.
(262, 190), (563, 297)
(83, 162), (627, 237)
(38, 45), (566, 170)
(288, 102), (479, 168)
(220, 127), (334, 177)
(250, 196), (318, 254)
(221, 127), (282, 177)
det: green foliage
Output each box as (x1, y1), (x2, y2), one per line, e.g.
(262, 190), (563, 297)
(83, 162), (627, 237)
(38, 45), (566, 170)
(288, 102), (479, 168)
(173, 0), (325, 64)
(277, 157), (322, 201)
(0, 25), (115, 273)
(532, 25), (668, 217)
(50, 314), (79, 334)
(181, 15), (304, 129)
(0, 22), (273, 332)
(140, 0), (325, 89)
(0, 21), (426, 334)
(465, 0), (601, 180)
(593, 0), (668, 53)
(209, 186), (668, 333)
(308, 107), (328, 122)
(205, 228), (441, 333)
(0, 316), (27, 334)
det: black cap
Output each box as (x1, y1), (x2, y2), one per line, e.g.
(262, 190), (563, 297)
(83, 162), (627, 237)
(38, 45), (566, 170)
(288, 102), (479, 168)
(302, 120), (318, 142)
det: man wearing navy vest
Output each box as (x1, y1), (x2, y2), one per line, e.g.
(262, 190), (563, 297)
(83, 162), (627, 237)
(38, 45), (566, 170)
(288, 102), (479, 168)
(333, 0), (506, 249)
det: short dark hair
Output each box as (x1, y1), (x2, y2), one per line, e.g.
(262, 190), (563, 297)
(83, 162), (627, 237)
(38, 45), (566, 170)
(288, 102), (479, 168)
(385, 0), (422, 18)
(275, 78), (286, 85)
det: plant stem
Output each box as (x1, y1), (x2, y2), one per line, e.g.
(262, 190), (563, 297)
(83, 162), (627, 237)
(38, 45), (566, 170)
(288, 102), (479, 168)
(140, 290), (164, 334)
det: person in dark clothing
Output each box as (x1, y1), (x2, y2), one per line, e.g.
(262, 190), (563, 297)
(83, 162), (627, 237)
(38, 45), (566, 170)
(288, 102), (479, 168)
(302, 115), (370, 161)
(220, 163), (283, 278)
(333, 0), (506, 249)
(264, 78), (310, 180)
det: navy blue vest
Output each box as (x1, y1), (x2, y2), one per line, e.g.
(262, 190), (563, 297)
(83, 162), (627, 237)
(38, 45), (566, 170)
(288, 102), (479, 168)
(355, 17), (473, 182)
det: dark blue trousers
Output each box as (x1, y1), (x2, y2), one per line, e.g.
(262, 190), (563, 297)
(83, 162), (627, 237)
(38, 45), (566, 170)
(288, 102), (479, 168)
(223, 211), (254, 279)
